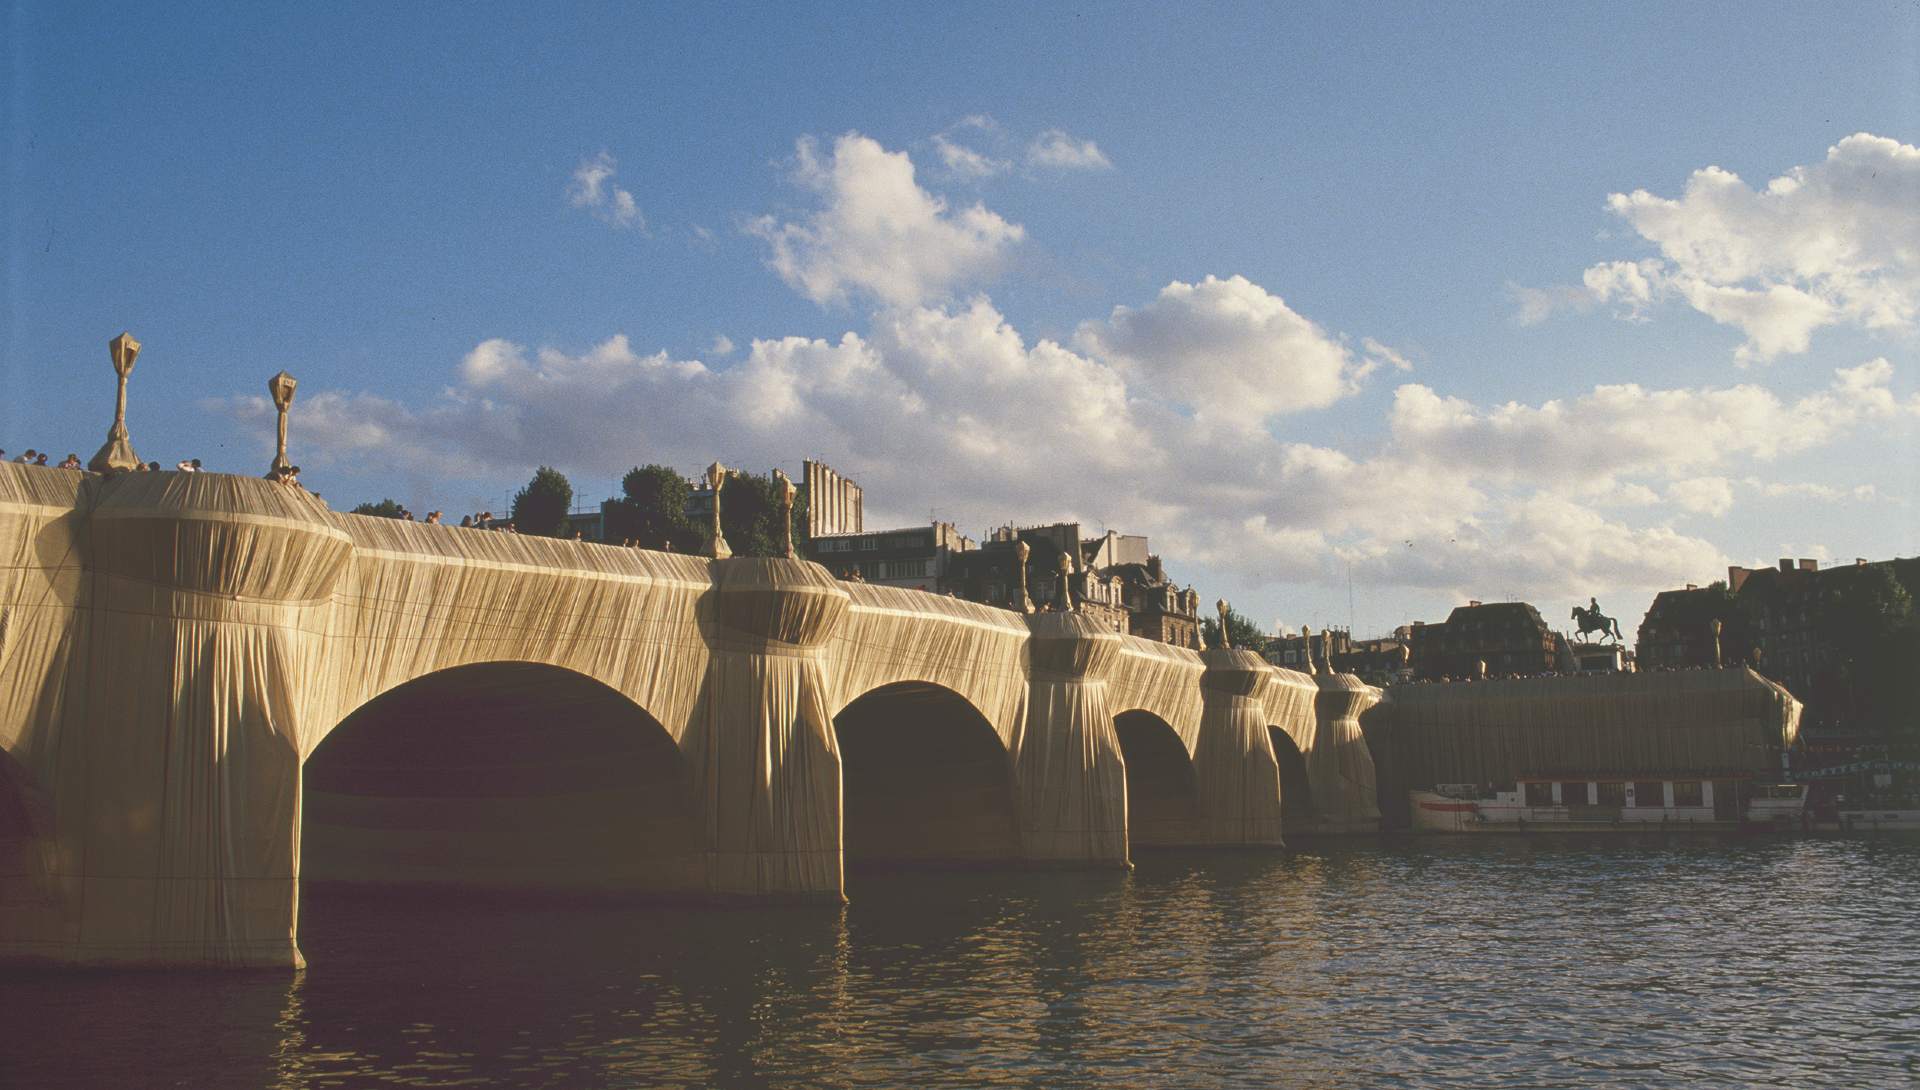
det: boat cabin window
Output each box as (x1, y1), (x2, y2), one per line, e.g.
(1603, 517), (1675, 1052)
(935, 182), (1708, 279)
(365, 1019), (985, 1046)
(1596, 781), (1626, 807)
(1672, 780), (1704, 807)
(1523, 782), (1554, 807)
(1560, 781), (1591, 806)
(1633, 781), (1665, 807)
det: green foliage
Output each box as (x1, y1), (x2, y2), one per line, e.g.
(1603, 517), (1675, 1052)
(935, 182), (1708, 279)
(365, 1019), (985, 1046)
(1201, 605), (1266, 651)
(1660, 581), (1750, 664)
(350, 498), (406, 519)
(719, 469), (809, 558)
(1816, 564), (1914, 666)
(606, 464), (697, 550)
(511, 466), (573, 537)
(1816, 564), (1917, 736)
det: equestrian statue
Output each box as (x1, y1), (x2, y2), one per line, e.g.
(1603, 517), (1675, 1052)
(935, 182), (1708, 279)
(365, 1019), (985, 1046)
(1571, 597), (1622, 644)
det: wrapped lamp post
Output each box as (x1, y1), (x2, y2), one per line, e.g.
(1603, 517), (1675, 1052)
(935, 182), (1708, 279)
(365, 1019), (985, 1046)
(703, 462), (732, 559)
(88, 331), (143, 473)
(773, 468), (797, 559)
(267, 371), (298, 476)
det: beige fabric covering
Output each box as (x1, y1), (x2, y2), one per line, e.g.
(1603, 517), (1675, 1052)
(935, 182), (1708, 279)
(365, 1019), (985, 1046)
(0, 466), (1383, 968)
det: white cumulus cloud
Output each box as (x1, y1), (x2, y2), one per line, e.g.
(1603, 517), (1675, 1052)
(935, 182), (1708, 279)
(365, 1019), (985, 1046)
(1026, 129), (1113, 171)
(1074, 275), (1384, 426)
(567, 151), (642, 229)
(1563, 133), (1920, 360)
(748, 133), (1025, 308)
(932, 133), (1010, 181)
(212, 299), (1908, 608)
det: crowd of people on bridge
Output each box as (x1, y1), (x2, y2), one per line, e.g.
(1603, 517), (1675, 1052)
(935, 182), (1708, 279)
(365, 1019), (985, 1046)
(4, 444), (321, 498)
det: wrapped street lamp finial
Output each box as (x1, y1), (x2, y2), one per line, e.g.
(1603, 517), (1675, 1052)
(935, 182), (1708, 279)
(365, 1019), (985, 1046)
(703, 461), (732, 559)
(267, 371), (299, 476)
(89, 331), (144, 473)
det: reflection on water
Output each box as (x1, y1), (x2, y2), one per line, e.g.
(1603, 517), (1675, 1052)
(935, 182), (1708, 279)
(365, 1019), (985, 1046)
(5, 838), (1918, 1088)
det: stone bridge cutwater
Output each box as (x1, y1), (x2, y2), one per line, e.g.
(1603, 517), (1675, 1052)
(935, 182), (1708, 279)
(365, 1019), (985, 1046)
(0, 465), (1380, 968)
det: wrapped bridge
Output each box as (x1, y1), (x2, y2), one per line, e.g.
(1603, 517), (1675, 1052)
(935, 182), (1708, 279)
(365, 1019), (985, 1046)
(0, 466), (1380, 968)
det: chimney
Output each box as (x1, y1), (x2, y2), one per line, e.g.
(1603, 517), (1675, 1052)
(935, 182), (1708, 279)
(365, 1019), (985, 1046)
(1778, 558), (1793, 574)
(1468, 599), (1482, 607)
(1798, 558), (1818, 572)
(1856, 557), (1868, 566)
(1685, 583), (1697, 591)
(1728, 566), (1750, 593)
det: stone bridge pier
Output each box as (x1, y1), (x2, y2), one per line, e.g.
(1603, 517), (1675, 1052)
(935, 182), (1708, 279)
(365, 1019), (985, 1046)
(0, 466), (1383, 969)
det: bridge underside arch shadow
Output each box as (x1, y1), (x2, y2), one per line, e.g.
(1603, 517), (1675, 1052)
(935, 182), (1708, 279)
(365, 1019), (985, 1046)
(1114, 710), (1203, 849)
(1268, 727), (1315, 836)
(303, 662), (701, 896)
(831, 682), (1020, 870)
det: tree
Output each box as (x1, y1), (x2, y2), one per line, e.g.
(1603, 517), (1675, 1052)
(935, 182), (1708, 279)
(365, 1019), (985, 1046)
(1815, 563), (1916, 735)
(350, 498), (406, 519)
(1201, 605), (1267, 652)
(718, 469), (809, 558)
(1816, 564), (1913, 667)
(606, 464), (696, 550)
(511, 466), (572, 537)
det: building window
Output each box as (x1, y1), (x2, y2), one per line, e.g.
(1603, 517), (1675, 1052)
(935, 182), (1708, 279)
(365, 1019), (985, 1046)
(1560, 781), (1591, 806)
(1596, 782), (1626, 807)
(861, 538), (878, 551)
(1633, 782), (1665, 808)
(1523, 782), (1554, 807)
(1672, 781), (1703, 807)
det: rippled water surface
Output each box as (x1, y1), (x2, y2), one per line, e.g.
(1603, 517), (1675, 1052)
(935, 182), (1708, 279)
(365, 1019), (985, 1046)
(6, 837), (1919, 1088)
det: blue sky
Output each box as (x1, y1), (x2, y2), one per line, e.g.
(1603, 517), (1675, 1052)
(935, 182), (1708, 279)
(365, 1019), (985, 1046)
(6, 2), (1916, 638)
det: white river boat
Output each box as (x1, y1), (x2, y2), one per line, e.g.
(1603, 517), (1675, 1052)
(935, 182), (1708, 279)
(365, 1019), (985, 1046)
(1411, 777), (1806, 833)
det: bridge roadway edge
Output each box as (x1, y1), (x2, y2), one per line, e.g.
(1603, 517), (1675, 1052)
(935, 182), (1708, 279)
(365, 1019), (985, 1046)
(0, 466), (1382, 969)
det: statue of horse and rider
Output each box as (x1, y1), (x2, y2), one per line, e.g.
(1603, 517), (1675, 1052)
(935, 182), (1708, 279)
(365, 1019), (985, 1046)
(1571, 597), (1622, 644)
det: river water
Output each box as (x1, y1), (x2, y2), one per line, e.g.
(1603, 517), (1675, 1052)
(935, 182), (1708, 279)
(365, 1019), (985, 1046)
(4, 837), (1917, 1088)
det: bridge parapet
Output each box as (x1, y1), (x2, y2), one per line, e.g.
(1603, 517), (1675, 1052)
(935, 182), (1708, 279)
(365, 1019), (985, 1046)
(706, 557), (849, 649)
(92, 470), (353, 604)
(1026, 611), (1123, 681)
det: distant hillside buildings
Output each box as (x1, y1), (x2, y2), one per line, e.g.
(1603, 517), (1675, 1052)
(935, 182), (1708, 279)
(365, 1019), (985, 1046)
(800, 464), (1202, 649)
(1635, 556), (1915, 704)
(1406, 601), (1565, 680)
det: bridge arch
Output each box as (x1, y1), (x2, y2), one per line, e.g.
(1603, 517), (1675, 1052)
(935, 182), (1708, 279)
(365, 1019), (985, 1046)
(1268, 726), (1315, 835)
(301, 661), (702, 895)
(1113, 709), (1202, 848)
(831, 681), (1020, 868)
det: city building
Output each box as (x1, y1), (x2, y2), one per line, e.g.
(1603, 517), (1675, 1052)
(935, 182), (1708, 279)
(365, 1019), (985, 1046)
(1725, 555), (1919, 731)
(1266, 628), (1349, 672)
(1406, 601), (1561, 680)
(803, 459), (863, 538)
(1635, 582), (1740, 670)
(558, 505), (605, 542)
(807, 521), (975, 591)
(1264, 627), (1412, 684)
(941, 522), (1200, 647)
(1725, 558), (1831, 701)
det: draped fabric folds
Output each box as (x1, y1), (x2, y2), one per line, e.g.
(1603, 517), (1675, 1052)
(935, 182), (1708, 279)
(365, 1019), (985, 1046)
(1372, 669), (1803, 812)
(1016, 614), (1128, 865)
(0, 465), (1392, 968)
(1193, 650), (1285, 845)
